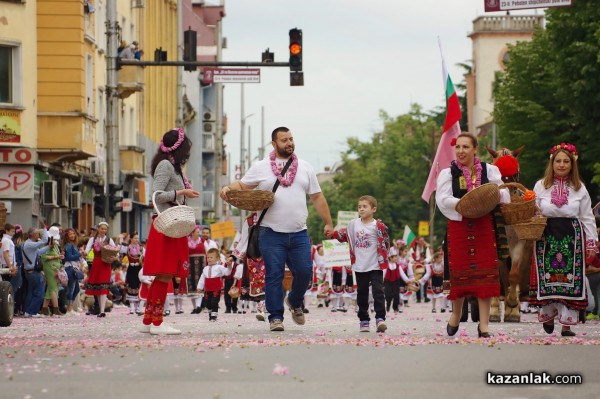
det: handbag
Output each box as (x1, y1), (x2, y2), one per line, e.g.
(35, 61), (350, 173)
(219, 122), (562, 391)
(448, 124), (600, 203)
(55, 267), (68, 287)
(228, 279), (240, 299)
(23, 250), (44, 272)
(246, 157), (294, 260)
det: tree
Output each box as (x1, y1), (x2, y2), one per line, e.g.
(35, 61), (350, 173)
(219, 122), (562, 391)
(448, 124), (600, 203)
(494, 0), (600, 198)
(307, 104), (446, 246)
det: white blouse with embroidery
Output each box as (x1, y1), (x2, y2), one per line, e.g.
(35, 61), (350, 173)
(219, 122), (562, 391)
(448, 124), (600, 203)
(533, 180), (598, 248)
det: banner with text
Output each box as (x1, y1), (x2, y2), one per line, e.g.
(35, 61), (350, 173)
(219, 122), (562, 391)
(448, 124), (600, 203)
(322, 239), (351, 268)
(210, 220), (237, 239)
(484, 0), (572, 12)
(202, 68), (261, 84)
(0, 165), (34, 198)
(336, 211), (358, 229)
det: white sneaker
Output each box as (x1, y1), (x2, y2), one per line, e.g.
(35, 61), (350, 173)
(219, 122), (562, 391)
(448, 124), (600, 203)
(139, 324), (151, 333)
(150, 323), (181, 335)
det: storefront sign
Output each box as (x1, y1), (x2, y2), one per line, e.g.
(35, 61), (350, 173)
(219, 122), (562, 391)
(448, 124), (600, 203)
(0, 147), (37, 164)
(0, 110), (21, 143)
(485, 0), (572, 12)
(0, 165), (34, 198)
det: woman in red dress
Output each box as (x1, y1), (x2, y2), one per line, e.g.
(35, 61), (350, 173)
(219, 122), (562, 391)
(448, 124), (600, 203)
(84, 222), (117, 317)
(140, 128), (199, 335)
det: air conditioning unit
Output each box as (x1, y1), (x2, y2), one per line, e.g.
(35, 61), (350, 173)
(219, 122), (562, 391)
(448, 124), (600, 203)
(57, 178), (70, 207)
(203, 111), (215, 121)
(42, 181), (58, 207)
(203, 122), (216, 133)
(90, 160), (104, 175)
(70, 192), (82, 210)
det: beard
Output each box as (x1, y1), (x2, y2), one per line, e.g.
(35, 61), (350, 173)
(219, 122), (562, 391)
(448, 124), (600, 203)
(275, 143), (295, 158)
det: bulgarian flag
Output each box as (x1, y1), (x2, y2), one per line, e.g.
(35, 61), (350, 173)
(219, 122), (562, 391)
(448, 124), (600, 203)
(421, 40), (463, 203)
(402, 225), (416, 248)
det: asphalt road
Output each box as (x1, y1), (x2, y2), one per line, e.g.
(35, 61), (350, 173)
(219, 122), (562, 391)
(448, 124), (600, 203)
(1, 299), (598, 399)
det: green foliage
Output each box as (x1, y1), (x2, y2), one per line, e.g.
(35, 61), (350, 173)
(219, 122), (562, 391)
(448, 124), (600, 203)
(307, 104), (447, 246)
(494, 0), (600, 198)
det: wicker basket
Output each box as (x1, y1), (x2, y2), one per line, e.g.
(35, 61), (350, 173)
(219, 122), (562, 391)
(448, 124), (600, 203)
(152, 191), (196, 238)
(282, 270), (293, 292)
(226, 190), (274, 211)
(455, 183), (500, 219)
(101, 245), (120, 263)
(513, 216), (547, 241)
(499, 182), (536, 225)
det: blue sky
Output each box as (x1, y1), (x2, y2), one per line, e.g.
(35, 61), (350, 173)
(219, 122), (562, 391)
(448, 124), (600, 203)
(219, 0), (539, 173)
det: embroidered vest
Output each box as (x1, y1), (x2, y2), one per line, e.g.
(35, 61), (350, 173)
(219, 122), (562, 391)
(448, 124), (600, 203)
(450, 161), (489, 199)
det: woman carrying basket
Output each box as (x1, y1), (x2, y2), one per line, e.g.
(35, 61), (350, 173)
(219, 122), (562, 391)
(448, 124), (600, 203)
(436, 133), (509, 338)
(84, 222), (117, 317)
(140, 128), (199, 335)
(529, 143), (597, 337)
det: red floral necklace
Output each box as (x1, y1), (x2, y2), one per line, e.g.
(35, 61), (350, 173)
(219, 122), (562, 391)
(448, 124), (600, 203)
(269, 151), (298, 187)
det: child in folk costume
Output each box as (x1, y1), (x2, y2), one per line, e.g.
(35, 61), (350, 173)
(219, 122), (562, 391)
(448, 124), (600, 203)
(125, 232), (143, 315)
(138, 267), (154, 313)
(397, 242), (414, 310)
(429, 251), (447, 313)
(384, 253), (402, 314)
(84, 222), (118, 318)
(223, 251), (241, 313)
(342, 267), (358, 312)
(313, 245), (329, 307)
(329, 195), (391, 333)
(330, 265), (345, 312)
(233, 213), (267, 320)
(197, 248), (232, 321)
(187, 226), (206, 314)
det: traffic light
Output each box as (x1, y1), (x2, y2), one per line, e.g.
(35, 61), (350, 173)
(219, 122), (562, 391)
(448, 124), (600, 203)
(108, 183), (123, 218)
(183, 27), (197, 71)
(93, 194), (106, 219)
(289, 28), (303, 71)
(289, 28), (304, 86)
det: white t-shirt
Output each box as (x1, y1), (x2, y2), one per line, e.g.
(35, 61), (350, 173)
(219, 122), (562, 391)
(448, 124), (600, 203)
(350, 219), (379, 273)
(241, 156), (321, 233)
(1, 235), (15, 267)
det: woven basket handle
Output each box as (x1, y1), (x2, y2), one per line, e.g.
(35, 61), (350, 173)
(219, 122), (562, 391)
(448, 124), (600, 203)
(151, 190), (181, 216)
(499, 182), (528, 192)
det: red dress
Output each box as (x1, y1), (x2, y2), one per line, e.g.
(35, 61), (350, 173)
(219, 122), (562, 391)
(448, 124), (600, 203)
(86, 246), (112, 295)
(143, 216), (189, 278)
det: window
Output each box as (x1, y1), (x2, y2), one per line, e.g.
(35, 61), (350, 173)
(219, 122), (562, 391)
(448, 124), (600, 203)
(0, 43), (21, 106)
(0, 46), (12, 103)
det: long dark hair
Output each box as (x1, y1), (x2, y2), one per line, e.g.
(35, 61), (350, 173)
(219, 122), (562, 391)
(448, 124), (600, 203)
(150, 129), (192, 176)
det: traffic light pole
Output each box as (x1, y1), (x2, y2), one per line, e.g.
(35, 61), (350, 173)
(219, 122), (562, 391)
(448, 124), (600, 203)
(119, 60), (290, 68)
(106, 0), (121, 236)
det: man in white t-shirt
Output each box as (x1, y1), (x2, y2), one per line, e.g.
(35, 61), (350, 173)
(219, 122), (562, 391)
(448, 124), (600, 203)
(220, 127), (333, 331)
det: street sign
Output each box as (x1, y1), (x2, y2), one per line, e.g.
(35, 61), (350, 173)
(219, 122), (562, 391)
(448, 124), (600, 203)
(210, 220), (236, 239)
(418, 221), (429, 237)
(118, 198), (133, 212)
(322, 239), (351, 268)
(202, 68), (260, 84)
(336, 211), (358, 229)
(484, 0), (572, 12)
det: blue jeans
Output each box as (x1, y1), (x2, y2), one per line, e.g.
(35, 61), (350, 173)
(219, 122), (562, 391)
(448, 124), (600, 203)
(64, 266), (79, 302)
(259, 227), (312, 322)
(10, 265), (23, 295)
(25, 271), (46, 315)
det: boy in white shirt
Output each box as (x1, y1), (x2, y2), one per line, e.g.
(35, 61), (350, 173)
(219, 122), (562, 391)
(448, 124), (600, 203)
(329, 195), (391, 333)
(197, 248), (232, 321)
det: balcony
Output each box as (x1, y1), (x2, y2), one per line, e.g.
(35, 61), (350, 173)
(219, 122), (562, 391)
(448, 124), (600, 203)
(471, 15), (544, 34)
(37, 114), (97, 162)
(120, 146), (146, 176)
(118, 65), (145, 99)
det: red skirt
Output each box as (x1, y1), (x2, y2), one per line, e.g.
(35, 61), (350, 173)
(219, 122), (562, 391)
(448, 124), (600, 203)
(86, 250), (112, 295)
(143, 217), (190, 278)
(447, 214), (500, 300)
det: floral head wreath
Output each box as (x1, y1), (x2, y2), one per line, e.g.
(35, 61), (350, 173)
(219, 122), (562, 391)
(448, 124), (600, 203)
(160, 128), (186, 153)
(550, 142), (578, 160)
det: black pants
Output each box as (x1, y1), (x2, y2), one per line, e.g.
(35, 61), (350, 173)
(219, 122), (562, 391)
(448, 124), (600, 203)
(416, 284), (428, 301)
(384, 279), (400, 311)
(223, 278), (239, 312)
(204, 292), (220, 315)
(356, 270), (385, 322)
